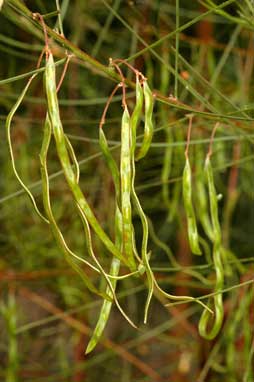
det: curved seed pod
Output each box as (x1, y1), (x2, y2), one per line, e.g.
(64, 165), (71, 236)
(86, 206), (122, 354)
(131, 163), (154, 323)
(145, 163), (212, 313)
(121, 106), (136, 271)
(129, 75), (145, 266)
(6, 74), (49, 224)
(45, 54), (136, 335)
(85, 258), (120, 354)
(183, 157), (202, 255)
(40, 114), (108, 299)
(131, 185), (154, 324)
(77, 204), (137, 330)
(86, 87), (146, 352)
(206, 157), (222, 242)
(196, 176), (214, 241)
(129, 82), (154, 323)
(195, 148), (214, 241)
(44, 52), (128, 267)
(198, 157), (224, 340)
(135, 80), (154, 161)
(87, 124), (122, 354)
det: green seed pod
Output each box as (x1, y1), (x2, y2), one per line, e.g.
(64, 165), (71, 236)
(198, 157), (224, 340)
(182, 157), (202, 255)
(135, 80), (154, 161)
(121, 106), (136, 270)
(130, 78), (154, 323)
(40, 114), (107, 299)
(44, 52), (128, 266)
(86, 207), (122, 354)
(131, 75), (143, 155)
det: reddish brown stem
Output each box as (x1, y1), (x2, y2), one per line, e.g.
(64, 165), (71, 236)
(56, 54), (73, 93)
(32, 13), (50, 57)
(110, 59), (127, 107)
(112, 58), (145, 81)
(207, 122), (220, 159)
(99, 83), (122, 129)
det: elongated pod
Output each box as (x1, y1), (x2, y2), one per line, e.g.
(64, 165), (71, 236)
(183, 157), (202, 255)
(198, 157), (224, 339)
(130, 78), (154, 323)
(86, 207), (122, 354)
(39, 114), (108, 299)
(44, 52), (130, 267)
(120, 106), (136, 270)
(135, 80), (154, 161)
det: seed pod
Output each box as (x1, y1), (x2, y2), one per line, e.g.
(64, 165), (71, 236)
(182, 157), (202, 255)
(40, 114), (107, 299)
(44, 52), (127, 266)
(135, 80), (154, 161)
(121, 106), (136, 270)
(198, 157), (224, 340)
(131, 75), (143, 155)
(86, 207), (122, 354)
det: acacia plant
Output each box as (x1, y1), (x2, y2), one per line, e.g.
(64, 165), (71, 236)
(0, 1), (254, 381)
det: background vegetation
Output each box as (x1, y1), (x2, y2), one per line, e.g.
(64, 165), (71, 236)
(0, 0), (254, 381)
